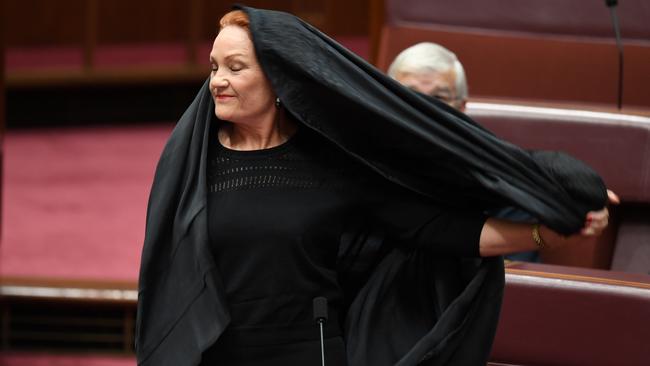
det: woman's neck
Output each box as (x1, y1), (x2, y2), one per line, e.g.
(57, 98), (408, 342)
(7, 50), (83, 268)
(218, 112), (298, 151)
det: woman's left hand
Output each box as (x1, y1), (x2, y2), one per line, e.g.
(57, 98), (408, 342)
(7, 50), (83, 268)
(580, 189), (619, 236)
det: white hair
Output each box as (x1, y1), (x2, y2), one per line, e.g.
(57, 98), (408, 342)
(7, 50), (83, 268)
(387, 42), (468, 101)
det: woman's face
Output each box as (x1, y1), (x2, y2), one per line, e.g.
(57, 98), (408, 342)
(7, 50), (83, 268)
(209, 26), (276, 124)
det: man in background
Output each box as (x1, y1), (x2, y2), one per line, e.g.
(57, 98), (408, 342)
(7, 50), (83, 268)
(388, 42), (468, 112)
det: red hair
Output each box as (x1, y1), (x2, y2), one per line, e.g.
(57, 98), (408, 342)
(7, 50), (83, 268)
(219, 10), (251, 38)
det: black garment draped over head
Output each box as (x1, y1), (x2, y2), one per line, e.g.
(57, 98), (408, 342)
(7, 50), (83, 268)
(135, 6), (607, 366)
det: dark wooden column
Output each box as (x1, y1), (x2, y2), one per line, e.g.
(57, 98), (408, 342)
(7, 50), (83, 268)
(84, 0), (98, 72)
(369, 0), (385, 65)
(188, 0), (203, 68)
(0, 0), (5, 242)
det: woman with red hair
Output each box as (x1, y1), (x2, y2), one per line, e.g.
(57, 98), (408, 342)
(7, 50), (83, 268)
(136, 7), (614, 366)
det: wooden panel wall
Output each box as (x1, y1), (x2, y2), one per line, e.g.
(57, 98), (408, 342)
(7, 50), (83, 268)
(96, 0), (190, 43)
(5, 0), (86, 45)
(5, 0), (370, 47)
(201, 0), (292, 38)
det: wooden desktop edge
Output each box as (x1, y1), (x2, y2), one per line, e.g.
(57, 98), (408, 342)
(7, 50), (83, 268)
(0, 276), (138, 304)
(2, 263), (649, 303)
(503, 262), (650, 290)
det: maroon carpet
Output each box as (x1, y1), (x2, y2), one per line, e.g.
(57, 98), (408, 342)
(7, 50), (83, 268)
(1, 124), (173, 281)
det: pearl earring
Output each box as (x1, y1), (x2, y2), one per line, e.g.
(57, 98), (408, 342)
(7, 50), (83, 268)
(275, 97), (281, 108)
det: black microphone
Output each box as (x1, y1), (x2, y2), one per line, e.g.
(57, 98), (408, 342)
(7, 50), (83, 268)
(313, 297), (328, 366)
(605, 0), (624, 109)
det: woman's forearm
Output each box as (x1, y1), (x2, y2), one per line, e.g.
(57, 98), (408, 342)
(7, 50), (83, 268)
(479, 190), (615, 257)
(478, 218), (563, 257)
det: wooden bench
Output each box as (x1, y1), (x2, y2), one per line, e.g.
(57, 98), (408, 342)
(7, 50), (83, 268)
(4, 264), (649, 365)
(467, 101), (650, 272)
(0, 277), (137, 353)
(372, 0), (650, 271)
(492, 262), (650, 366)
(371, 0), (650, 111)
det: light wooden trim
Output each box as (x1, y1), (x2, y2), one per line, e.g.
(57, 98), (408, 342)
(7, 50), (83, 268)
(0, 276), (138, 304)
(505, 267), (650, 290)
(467, 101), (650, 125)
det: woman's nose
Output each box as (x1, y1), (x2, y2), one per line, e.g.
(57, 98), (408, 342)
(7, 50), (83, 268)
(210, 72), (228, 89)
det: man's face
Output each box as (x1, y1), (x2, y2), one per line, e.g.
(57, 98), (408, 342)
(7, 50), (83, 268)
(394, 69), (466, 112)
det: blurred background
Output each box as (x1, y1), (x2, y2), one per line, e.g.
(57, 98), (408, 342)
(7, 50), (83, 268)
(1, 1), (649, 365)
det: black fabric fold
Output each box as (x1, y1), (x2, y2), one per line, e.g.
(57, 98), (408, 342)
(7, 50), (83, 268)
(136, 6), (607, 366)
(242, 6), (606, 234)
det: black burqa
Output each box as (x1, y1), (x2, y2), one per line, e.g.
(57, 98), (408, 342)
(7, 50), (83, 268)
(135, 6), (607, 366)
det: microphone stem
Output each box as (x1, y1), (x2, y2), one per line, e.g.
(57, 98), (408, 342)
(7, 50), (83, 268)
(319, 320), (326, 366)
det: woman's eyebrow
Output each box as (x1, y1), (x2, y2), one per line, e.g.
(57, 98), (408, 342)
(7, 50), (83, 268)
(210, 53), (246, 63)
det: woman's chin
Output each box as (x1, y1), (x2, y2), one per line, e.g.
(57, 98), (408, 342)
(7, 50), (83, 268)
(215, 108), (232, 121)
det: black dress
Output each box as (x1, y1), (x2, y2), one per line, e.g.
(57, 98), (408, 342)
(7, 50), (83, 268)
(200, 126), (485, 365)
